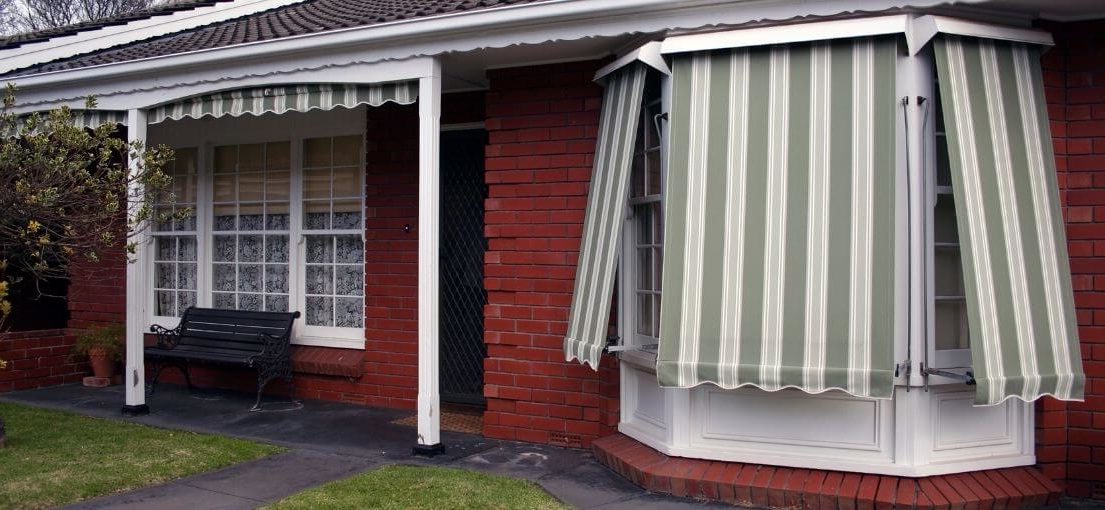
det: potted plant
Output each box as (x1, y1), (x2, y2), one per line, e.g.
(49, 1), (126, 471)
(74, 324), (124, 379)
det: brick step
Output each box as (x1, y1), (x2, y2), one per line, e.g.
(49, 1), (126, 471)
(593, 433), (1062, 509)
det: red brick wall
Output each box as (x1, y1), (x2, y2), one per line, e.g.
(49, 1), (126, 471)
(67, 250), (126, 329)
(0, 329), (86, 393)
(1045, 19), (1105, 500)
(481, 60), (620, 448)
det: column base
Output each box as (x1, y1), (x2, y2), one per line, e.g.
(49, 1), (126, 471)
(121, 404), (149, 416)
(412, 443), (445, 457)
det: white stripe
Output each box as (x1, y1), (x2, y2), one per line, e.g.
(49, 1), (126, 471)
(849, 40), (875, 396)
(1013, 45), (1075, 398)
(980, 41), (1040, 399)
(804, 42), (832, 393)
(720, 50), (750, 387)
(761, 46), (789, 390)
(946, 38), (1005, 404)
(679, 55), (711, 386)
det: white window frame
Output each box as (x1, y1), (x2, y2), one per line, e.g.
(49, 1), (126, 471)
(619, 72), (668, 372)
(149, 146), (204, 330)
(146, 108), (368, 349)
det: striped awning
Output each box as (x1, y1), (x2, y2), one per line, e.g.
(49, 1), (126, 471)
(564, 63), (648, 368)
(934, 36), (1085, 405)
(7, 110), (126, 135)
(148, 82), (418, 124)
(656, 38), (899, 399)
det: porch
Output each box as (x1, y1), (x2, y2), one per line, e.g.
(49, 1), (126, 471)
(0, 383), (722, 510)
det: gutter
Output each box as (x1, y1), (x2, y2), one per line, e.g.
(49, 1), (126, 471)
(6, 0), (982, 94)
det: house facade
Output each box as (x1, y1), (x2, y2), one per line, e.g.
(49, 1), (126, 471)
(1, 0), (1104, 506)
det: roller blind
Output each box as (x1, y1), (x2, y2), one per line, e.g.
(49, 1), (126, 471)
(656, 38), (899, 399)
(148, 82), (417, 124)
(934, 35), (1085, 405)
(564, 63), (648, 368)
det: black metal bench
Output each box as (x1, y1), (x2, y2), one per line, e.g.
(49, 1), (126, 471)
(148, 307), (301, 411)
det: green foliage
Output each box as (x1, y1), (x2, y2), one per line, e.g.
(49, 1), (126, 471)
(72, 323), (125, 361)
(0, 84), (180, 365)
(265, 465), (569, 510)
(0, 402), (283, 510)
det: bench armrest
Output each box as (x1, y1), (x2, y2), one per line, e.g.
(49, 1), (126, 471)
(150, 324), (183, 349)
(250, 331), (291, 364)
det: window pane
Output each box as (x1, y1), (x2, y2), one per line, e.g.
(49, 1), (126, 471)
(178, 291), (196, 315)
(266, 202), (290, 230)
(266, 295), (289, 312)
(935, 301), (970, 350)
(304, 167), (330, 200)
(303, 138), (332, 167)
(936, 135), (952, 188)
(306, 265), (333, 295)
(238, 172), (264, 202)
(213, 174), (236, 203)
(934, 249), (965, 297)
(332, 200), (361, 229)
(647, 149), (662, 196)
(265, 265), (289, 294)
(332, 166), (360, 198)
(266, 141), (291, 170)
(636, 249), (652, 291)
(266, 170), (290, 201)
(213, 235), (236, 262)
(237, 264), (262, 293)
(213, 264), (236, 292)
(156, 291), (175, 317)
(238, 235), (262, 262)
(179, 263), (197, 290)
(306, 236), (333, 263)
(213, 204), (236, 231)
(238, 293), (263, 311)
(213, 292), (236, 309)
(306, 296), (333, 326)
(335, 297), (363, 328)
(304, 201), (330, 229)
(934, 197), (959, 244)
(636, 294), (652, 336)
(179, 237), (197, 261)
(332, 135), (362, 166)
(265, 235), (289, 263)
(214, 145), (237, 173)
(156, 237), (175, 261)
(335, 265), (364, 296)
(237, 144), (264, 172)
(155, 263), (175, 289)
(335, 235), (364, 263)
(238, 203), (264, 230)
(631, 153), (645, 198)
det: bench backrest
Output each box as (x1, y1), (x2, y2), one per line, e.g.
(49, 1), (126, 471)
(177, 307), (300, 354)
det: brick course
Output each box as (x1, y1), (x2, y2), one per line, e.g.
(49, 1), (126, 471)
(0, 329), (86, 393)
(481, 60), (620, 448)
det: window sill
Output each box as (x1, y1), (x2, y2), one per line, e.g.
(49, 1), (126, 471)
(619, 349), (657, 373)
(293, 335), (364, 350)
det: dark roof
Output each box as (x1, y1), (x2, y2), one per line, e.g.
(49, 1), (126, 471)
(7, 0), (550, 77)
(0, 0), (236, 50)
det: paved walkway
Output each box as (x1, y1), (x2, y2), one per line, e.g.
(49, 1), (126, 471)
(0, 385), (731, 509)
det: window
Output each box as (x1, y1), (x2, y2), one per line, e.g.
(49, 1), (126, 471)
(623, 76), (664, 351)
(152, 147), (198, 318)
(930, 76), (972, 372)
(211, 142), (292, 312)
(301, 135), (365, 329)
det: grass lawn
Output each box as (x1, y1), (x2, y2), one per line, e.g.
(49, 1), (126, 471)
(266, 465), (569, 510)
(0, 402), (283, 510)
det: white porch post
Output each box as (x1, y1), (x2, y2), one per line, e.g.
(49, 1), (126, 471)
(414, 59), (443, 454)
(122, 108), (150, 415)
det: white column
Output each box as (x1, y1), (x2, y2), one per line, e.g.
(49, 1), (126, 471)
(123, 108), (150, 415)
(415, 59), (443, 453)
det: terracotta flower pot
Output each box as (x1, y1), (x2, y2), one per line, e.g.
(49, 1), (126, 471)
(87, 346), (115, 379)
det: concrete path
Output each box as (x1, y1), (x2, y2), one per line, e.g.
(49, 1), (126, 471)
(1, 385), (731, 509)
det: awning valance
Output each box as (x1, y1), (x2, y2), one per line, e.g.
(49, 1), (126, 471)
(564, 63), (647, 368)
(934, 35), (1084, 405)
(656, 37), (899, 399)
(7, 109), (126, 135)
(148, 82), (418, 124)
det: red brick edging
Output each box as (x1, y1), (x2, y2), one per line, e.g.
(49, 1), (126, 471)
(593, 433), (1062, 509)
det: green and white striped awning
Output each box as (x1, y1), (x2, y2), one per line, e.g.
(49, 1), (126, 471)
(7, 110), (126, 135)
(656, 38), (899, 399)
(935, 36), (1085, 405)
(564, 63), (648, 368)
(148, 82), (418, 124)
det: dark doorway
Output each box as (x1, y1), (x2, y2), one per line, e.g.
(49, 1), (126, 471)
(439, 129), (488, 407)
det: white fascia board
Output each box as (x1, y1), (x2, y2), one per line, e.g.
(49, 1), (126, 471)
(594, 41), (671, 82)
(660, 15), (914, 54)
(6, 0), (982, 111)
(910, 15), (1054, 54)
(0, 0), (308, 75)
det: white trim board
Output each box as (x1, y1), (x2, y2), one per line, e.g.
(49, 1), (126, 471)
(594, 41), (670, 82)
(0, 0), (309, 75)
(6, 0), (982, 109)
(910, 15), (1054, 54)
(660, 15), (915, 54)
